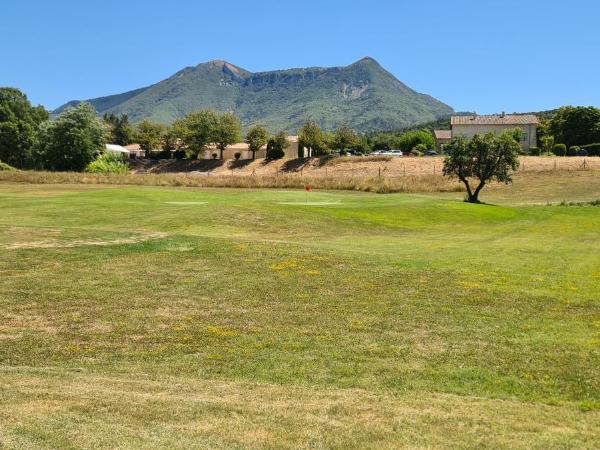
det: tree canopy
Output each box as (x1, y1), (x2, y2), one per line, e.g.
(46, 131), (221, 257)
(245, 124), (269, 160)
(548, 106), (600, 148)
(173, 110), (219, 158)
(34, 103), (106, 172)
(443, 130), (520, 203)
(332, 123), (358, 151)
(134, 120), (165, 156)
(299, 121), (327, 156)
(213, 112), (241, 159)
(0, 87), (48, 168)
(103, 113), (134, 146)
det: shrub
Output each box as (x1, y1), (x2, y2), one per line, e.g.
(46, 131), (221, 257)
(412, 143), (428, 154)
(529, 147), (540, 156)
(149, 149), (171, 160)
(234, 152), (241, 160)
(211, 153), (218, 159)
(266, 131), (288, 160)
(0, 160), (18, 171)
(553, 144), (567, 156)
(397, 130), (435, 154)
(339, 149), (348, 156)
(567, 146), (581, 156)
(266, 146), (285, 160)
(581, 143), (600, 156)
(85, 152), (129, 174)
(173, 149), (186, 160)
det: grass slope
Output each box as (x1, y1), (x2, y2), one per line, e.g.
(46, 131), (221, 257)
(0, 183), (599, 448)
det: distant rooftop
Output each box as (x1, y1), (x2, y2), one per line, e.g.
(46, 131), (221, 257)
(451, 114), (539, 126)
(434, 130), (452, 140)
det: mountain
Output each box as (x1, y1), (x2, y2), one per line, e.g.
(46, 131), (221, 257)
(54, 57), (453, 132)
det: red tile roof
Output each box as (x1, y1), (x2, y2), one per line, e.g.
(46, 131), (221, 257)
(434, 130), (452, 140)
(451, 114), (539, 126)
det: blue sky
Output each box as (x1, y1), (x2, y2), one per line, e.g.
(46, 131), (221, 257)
(2, 0), (599, 113)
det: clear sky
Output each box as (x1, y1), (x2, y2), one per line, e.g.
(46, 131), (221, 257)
(2, 0), (599, 114)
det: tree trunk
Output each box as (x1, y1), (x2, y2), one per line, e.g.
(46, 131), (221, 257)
(468, 181), (486, 203)
(220, 148), (224, 160)
(459, 176), (474, 202)
(252, 150), (256, 160)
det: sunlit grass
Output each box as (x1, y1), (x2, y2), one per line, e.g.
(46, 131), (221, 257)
(0, 182), (599, 448)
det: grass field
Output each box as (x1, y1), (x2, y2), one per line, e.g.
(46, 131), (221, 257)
(1, 177), (599, 448)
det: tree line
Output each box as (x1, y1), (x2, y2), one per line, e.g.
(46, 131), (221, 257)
(3, 86), (600, 173)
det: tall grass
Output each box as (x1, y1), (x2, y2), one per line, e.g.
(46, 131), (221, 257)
(324, 155), (393, 165)
(0, 170), (464, 194)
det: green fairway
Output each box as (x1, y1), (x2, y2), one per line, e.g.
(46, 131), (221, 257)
(0, 182), (599, 448)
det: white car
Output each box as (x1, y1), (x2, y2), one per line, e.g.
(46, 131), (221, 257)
(378, 149), (403, 157)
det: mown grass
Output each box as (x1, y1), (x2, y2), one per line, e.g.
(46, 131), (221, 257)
(0, 182), (599, 448)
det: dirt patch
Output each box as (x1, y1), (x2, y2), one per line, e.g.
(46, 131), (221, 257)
(3, 231), (168, 250)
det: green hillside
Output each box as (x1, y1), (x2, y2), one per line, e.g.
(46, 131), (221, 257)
(54, 58), (453, 132)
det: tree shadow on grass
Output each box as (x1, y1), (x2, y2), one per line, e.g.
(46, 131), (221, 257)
(228, 159), (254, 170)
(280, 158), (313, 173)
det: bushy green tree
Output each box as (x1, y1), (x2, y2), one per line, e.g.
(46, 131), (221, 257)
(161, 126), (180, 152)
(443, 130), (520, 203)
(548, 106), (600, 148)
(332, 123), (358, 151)
(34, 103), (105, 171)
(299, 120), (328, 156)
(135, 120), (165, 157)
(173, 110), (219, 158)
(245, 124), (269, 160)
(397, 130), (435, 153)
(0, 87), (48, 168)
(103, 113), (133, 146)
(214, 112), (241, 160)
(266, 131), (290, 160)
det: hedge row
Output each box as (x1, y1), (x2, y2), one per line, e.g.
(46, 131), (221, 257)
(581, 143), (600, 156)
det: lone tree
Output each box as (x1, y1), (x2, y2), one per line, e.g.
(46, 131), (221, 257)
(174, 110), (218, 159)
(443, 130), (520, 203)
(245, 124), (269, 160)
(298, 120), (326, 157)
(134, 120), (165, 158)
(214, 112), (241, 160)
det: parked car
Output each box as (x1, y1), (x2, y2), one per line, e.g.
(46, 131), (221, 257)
(424, 150), (439, 156)
(379, 149), (403, 157)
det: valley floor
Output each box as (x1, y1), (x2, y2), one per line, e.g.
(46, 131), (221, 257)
(0, 180), (599, 448)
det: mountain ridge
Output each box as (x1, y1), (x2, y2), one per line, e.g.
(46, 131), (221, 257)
(54, 57), (453, 132)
